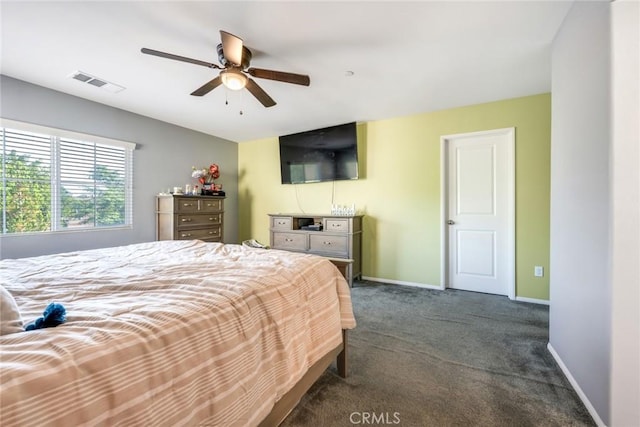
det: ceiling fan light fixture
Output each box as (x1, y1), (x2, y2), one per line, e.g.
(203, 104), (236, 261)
(220, 69), (247, 91)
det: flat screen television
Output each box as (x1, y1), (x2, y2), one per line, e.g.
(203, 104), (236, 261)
(279, 122), (358, 184)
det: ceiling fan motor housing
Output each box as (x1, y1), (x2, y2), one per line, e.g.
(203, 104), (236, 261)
(217, 43), (252, 69)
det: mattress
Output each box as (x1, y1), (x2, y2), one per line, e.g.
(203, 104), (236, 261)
(0, 240), (355, 426)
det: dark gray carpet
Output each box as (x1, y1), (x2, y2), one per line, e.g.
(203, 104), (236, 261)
(282, 281), (595, 427)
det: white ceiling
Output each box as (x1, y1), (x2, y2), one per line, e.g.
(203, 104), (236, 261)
(1, 1), (573, 143)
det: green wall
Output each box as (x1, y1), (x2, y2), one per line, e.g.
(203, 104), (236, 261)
(238, 93), (551, 300)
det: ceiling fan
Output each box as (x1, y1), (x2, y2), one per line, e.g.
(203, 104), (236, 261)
(141, 30), (310, 108)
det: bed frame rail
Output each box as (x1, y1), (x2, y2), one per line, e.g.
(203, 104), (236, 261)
(258, 329), (349, 427)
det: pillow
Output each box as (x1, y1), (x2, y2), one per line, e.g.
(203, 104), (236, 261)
(1, 285), (24, 335)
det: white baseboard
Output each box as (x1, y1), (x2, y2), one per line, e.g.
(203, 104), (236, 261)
(515, 296), (550, 306)
(360, 277), (554, 304)
(547, 343), (606, 427)
(360, 276), (443, 291)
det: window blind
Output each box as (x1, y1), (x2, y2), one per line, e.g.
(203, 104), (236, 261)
(1, 119), (135, 235)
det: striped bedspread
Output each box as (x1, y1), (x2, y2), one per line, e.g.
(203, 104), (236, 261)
(0, 240), (355, 426)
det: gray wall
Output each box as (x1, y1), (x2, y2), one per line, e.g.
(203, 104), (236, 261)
(549, 2), (611, 425)
(0, 75), (238, 258)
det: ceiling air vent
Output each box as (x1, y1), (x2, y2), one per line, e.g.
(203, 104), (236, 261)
(68, 71), (125, 93)
(72, 72), (92, 82)
(87, 78), (107, 88)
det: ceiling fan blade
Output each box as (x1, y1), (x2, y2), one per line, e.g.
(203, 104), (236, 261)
(190, 76), (223, 96)
(247, 68), (310, 86)
(245, 78), (276, 108)
(141, 48), (220, 69)
(220, 30), (244, 67)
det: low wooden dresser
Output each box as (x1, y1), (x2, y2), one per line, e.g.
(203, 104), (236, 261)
(268, 213), (362, 285)
(156, 195), (225, 242)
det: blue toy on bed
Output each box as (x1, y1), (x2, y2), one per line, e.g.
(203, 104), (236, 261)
(25, 302), (66, 331)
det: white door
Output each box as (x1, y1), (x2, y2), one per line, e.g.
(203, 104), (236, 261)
(442, 128), (515, 297)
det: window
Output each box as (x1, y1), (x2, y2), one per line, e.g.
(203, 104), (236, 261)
(1, 119), (135, 234)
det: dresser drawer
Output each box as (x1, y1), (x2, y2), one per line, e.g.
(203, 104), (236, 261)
(272, 232), (307, 251)
(176, 226), (222, 241)
(271, 216), (292, 230)
(309, 234), (348, 255)
(324, 219), (350, 233)
(174, 198), (200, 213)
(200, 198), (223, 212)
(176, 213), (222, 228)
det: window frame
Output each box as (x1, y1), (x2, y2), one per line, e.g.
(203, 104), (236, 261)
(1, 118), (136, 235)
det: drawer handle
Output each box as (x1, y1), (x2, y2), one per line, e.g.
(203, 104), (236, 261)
(206, 203), (215, 207)
(208, 231), (218, 235)
(278, 221), (286, 225)
(181, 233), (192, 237)
(285, 238), (293, 242)
(183, 203), (194, 207)
(209, 217), (216, 221)
(181, 218), (192, 222)
(323, 241), (332, 245)
(332, 224), (342, 228)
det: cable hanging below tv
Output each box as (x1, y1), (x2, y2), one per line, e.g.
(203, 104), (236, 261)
(279, 122), (359, 184)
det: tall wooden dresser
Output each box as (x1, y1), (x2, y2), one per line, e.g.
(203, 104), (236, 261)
(156, 195), (225, 242)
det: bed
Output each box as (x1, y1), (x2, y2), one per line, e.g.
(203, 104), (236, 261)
(0, 240), (356, 426)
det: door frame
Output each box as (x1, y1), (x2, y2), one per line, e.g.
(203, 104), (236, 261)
(439, 127), (516, 299)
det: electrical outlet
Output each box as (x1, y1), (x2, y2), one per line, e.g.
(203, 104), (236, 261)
(534, 266), (544, 277)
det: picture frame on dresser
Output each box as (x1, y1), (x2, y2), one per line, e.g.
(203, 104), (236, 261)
(156, 195), (225, 242)
(268, 213), (363, 286)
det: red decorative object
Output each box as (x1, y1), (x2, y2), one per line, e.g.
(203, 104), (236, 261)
(198, 164), (220, 185)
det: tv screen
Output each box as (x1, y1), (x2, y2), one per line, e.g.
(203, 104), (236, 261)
(279, 122), (358, 184)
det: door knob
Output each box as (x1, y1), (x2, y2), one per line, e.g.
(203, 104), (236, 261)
(447, 220), (455, 225)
